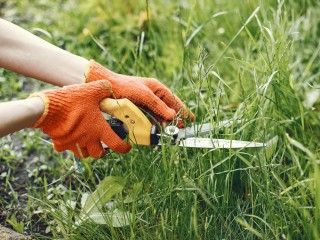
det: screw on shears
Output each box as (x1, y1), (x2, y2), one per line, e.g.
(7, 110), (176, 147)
(164, 126), (179, 144)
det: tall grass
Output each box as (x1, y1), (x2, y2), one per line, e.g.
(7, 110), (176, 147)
(1, 0), (319, 239)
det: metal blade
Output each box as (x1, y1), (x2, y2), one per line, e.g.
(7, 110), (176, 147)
(177, 119), (242, 140)
(178, 138), (265, 149)
(177, 123), (213, 140)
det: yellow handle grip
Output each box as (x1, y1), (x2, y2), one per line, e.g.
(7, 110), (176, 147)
(99, 98), (152, 145)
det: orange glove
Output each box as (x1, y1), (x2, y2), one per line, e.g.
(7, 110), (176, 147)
(29, 80), (131, 158)
(85, 60), (194, 126)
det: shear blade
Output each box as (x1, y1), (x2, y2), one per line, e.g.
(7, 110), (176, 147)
(177, 120), (242, 140)
(177, 123), (213, 140)
(179, 138), (265, 149)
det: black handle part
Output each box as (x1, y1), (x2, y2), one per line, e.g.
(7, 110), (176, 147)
(108, 118), (127, 140)
(150, 125), (160, 145)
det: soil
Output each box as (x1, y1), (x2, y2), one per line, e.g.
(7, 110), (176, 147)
(0, 225), (34, 240)
(0, 135), (31, 236)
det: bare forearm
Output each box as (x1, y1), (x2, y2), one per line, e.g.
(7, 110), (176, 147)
(0, 18), (88, 86)
(0, 97), (44, 137)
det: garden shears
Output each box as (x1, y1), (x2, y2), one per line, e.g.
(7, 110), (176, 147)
(74, 98), (265, 173)
(99, 98), (265, 150)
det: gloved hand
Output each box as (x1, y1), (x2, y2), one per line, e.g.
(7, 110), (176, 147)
(29, 80), (131, 158)
(85, 60), (194, 126)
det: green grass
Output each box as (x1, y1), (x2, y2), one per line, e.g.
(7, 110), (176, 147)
(1, 0), (320, 239)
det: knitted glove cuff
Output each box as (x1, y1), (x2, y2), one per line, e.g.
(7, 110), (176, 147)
(84, 60), (118, 83)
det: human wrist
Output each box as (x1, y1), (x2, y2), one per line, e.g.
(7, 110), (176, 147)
(0, 97), (45, 137)
(21, 97), (45, 128)
(28, 93), (49, 128)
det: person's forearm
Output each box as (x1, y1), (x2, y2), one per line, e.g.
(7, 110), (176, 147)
(0, 18), (88, 86)
(0, 97), (44, 137)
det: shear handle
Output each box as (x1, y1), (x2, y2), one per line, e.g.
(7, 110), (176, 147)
(100, 98), (154, 145)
